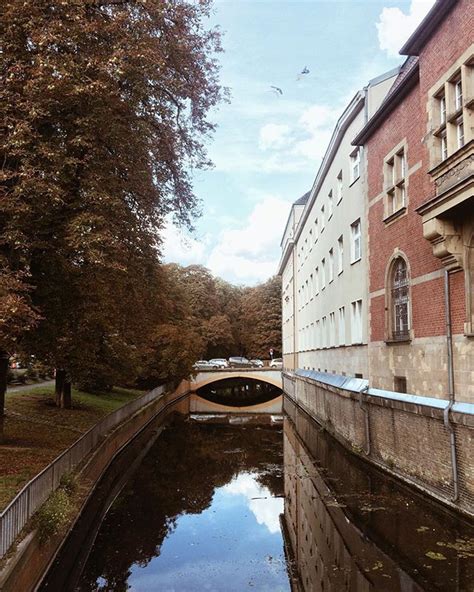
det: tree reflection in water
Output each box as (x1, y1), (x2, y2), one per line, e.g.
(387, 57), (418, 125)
(75, 418), (288, 592)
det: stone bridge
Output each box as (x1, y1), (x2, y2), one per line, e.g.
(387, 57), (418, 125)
(188, 368), (283, 414)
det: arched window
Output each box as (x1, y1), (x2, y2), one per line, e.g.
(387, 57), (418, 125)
(390, 257), (410, 340)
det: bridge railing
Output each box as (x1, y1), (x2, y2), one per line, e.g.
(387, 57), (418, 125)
(0, 383), (178, 558)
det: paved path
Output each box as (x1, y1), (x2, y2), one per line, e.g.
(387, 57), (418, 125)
(7, 379), (55, 394)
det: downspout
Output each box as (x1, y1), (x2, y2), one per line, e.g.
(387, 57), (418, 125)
(443, 269), (459, 502)
(358, 384), (371, 456)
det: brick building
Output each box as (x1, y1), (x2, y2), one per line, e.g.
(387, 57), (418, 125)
(353, 0), (473, 402)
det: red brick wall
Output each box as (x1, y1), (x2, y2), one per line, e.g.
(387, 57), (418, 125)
(367, 0), (472, 342)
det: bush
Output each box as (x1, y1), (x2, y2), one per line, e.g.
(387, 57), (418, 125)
(59, 472), (77, 496)
(36, 488), (72, 542)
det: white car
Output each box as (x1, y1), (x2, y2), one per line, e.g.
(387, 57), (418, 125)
(193, 360), (212, 370)
(270, 358), (283, 369)
(250, 359), (264, 368)
(208, 358), (229, 369)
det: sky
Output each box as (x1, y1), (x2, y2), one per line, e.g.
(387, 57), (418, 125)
(162, 0), (436, 286)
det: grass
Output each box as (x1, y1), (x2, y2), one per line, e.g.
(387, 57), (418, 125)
(0, 384), (144, 509)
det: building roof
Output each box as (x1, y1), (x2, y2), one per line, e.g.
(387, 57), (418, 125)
(400, 0), (458, 56)
(352, 57), (419, 146)
(293, 191), (310, 206)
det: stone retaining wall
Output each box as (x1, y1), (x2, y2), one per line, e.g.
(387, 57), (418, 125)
(283, 370), (474, 517)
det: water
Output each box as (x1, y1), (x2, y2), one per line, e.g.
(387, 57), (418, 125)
(44, 405), (474, 592)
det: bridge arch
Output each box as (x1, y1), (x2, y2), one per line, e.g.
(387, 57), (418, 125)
(191, 369), (282, 391)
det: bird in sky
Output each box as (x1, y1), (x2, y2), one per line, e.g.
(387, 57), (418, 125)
(297, 66), (310, 80)
(270, 85), (283, 95)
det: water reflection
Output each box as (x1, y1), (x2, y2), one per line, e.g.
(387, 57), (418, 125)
(283, 399), (474, 592)
(74, 420), (290, 592)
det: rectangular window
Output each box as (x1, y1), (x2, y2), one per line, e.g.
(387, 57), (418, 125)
(350, 148), (361, 182)
(310, 323), (314, 349)
(320, 206), (325, 232)
(329, 312), (336, 347)
(338, 306), (345, 345)
(328, 191), (333, 219)
(351, 300), (363, 344)
(439, 94), (446, 124)
(328, 248), (334, 283)
(394, 376), (407, 394)
(351, 219), (361, 262)
(315, 267), (319, 294)
(309, 274), (314, 298)
(337, 235), (344, 274)
(457, 118), (465, 149)
(314, 218), (319, 242)
(322, 316), (327, 348)
(337, 171), (343, 204)
(316, 320), (320, 349)
(455, 79), (463, 110)
(305, 280), (309, 304)
(321, 258), (326, 289)
(441, 131), (448, 161)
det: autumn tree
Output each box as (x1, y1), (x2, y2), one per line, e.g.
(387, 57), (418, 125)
(240, 276), (282, 359)
(1, 1), (225, 407)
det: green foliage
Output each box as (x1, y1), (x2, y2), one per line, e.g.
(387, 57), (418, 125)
(59, 472), (77, 496)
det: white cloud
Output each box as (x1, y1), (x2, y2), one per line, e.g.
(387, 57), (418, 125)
(376, 0), (436, 58)
(259, 123), (291, 151)
(206, 195), (292, 283)
(161, 219), (208, 265)
(222, 472), (283, 534)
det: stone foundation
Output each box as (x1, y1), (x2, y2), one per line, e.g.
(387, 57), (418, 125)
(283, 370), (474, 517)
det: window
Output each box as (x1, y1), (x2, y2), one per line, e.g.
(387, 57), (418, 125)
(439, 94), (446, 124)
(316, 320), (320, 349)
(350, 148), (361, 182)
(309, 274), (314, 298)
(350, 219), (361, 262)
(315, 266), (319, 294)
(337, 171), (343, 204)
(328, 249), (334, 282)
(337, 235), (344, 274)
(314, 218), (319, 242)
(320, 206), (325, 232)
(389, 257), (410, 341)
(441, 130), (448, 161)
(328, 191), (333, 219)
(385, 148), (407, 216)
(455, 79), (463, 110)
(310, 323), (314, 349)
(338, 306), (345, 345)
(321, 258), (326, 289)
(351, 300), (363, 344)
(329, 312), (336, 347)
(456, 117), (465, 149)
(305, 280), (309, 304)
(322, 316), (327, 348)
(394, 376), (407, 393)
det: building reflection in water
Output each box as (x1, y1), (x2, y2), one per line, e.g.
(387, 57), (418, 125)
(282, 399), (474, 592)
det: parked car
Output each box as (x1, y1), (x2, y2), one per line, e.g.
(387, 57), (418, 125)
(228, 356), (251, 368)
(250, 359), (264, 368)
(208, 358), (229, 369)
(270, 358), (283, 369)
(193, 360), (212, 370)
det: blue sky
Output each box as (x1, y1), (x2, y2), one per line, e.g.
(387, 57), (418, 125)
(162, 0), (435, 285)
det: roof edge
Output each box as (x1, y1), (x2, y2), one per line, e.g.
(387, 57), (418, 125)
(399, 0), (458, 56)
(352, 61), (419, 146)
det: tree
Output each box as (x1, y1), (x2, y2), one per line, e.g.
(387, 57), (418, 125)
(1, 0), (226, 407)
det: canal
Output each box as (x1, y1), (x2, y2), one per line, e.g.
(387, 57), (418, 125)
(41, 399), (474, 592)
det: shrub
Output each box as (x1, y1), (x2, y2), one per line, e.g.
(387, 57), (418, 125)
(59, 472), (77, 496)
(36, 489), (72, 542)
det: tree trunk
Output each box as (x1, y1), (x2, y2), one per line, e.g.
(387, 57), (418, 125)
(55, 369), (66, 407)
(0, 351), (9, 442)
(62, 380), (72, 409)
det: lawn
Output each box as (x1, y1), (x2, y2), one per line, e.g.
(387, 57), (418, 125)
(0, 384), (144, 509)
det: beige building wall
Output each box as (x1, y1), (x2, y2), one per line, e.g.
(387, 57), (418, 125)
(279, 70), (398, 378)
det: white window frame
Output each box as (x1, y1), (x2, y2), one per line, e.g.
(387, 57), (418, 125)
(351, 300), (363, 344)
(337, 235), (343, 274)
(328, 248), (334, 283)
(350, 148), (361, 183)
(338, 306), (345, 345)
(337, 171), (343, 204)
(321, 258), (326, 289)
(328, 191), (333, 219)
(351, 219), (361, 263)
(329, 312), (336, 347)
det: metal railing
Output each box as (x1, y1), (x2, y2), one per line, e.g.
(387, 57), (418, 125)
(0, 384), (174, 558)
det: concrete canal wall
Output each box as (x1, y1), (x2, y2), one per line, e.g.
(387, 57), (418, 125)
(0, 381), (191, 592)
(283, 370), (474, 518)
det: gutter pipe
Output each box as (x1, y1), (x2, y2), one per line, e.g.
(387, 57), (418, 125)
(444, 269), (459, 502)
(358, 384), (371, 456)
